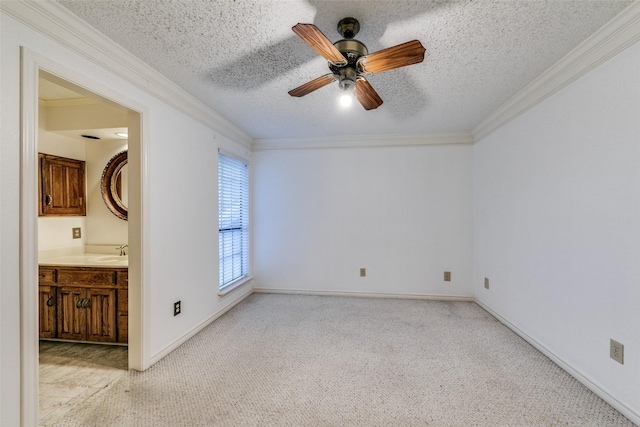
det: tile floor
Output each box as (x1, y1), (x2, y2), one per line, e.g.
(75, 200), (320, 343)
(39, 341), (128, 426)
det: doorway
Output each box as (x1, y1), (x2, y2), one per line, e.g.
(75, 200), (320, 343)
(20, 49), (148, 426)
(37, 72), (131, 424)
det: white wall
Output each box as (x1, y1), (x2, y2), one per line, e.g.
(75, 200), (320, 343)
(473, 40), (640, 420)
(253, 144), (473, 297)
(1, 9), (251, 426)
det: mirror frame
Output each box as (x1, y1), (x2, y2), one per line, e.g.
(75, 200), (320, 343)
(100, 150), (128, 220)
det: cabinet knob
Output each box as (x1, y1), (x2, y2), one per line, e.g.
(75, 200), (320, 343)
(39, 274), (45, 279)
(45, 195), (52, 205)
(46, 296), (54, 307)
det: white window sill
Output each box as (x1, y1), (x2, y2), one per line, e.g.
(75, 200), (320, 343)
(218, 275), (253, 297)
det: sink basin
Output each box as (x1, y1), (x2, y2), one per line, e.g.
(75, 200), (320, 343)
(88, 255), (128, 263)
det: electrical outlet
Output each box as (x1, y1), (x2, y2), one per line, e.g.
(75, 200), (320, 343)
(484, 277), (490, 289)
(72, 227), (81, 239)
(174, 301), (181, 316)
(360, 268), (366, 277)
(444, 271), (451, 281)
(610, 339), (624, 364)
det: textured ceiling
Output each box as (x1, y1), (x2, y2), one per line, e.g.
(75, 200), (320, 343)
(56, 0), (632, 141)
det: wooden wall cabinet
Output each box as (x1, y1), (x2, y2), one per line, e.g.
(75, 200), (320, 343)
(38, 266), (127, 344)
(39, 153), (86, 216)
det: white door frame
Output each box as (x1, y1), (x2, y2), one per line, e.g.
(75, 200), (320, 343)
(20, 47), (151, 426)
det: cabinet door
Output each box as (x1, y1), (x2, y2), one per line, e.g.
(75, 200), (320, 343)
(57, 287), (86, 340)
(86, 288), (117, 343)
(117, 289), (128, 343)
(39, 153), (86, 216)
(39, 285), (57, 338)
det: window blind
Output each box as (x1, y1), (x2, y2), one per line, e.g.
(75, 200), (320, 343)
(218, 152), (249, 288)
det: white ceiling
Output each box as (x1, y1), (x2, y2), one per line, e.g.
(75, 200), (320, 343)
(39, 77), (129, 141)
(55, 0), (632, 141)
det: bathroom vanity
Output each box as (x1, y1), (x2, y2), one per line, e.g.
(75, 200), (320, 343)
(39, 254), (128, 344)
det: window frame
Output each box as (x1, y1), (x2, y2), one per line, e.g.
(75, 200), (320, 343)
(218, 150), (251, 294)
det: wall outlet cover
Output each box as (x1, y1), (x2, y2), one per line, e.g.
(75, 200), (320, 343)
(610, 339), (624, 364)
(72, 227), (81, 239)
(444, 271), (451, 281)
(484, 277), (490, 289)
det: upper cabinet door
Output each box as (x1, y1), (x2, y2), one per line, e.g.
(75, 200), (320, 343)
(39, 153), (86, 216)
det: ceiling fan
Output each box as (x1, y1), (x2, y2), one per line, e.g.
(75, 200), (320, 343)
(289, 17), (426, 110)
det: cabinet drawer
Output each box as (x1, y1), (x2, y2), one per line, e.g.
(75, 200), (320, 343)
(117, 271), (128, 287)
(38, 268), (57, 284)
(58, 269), (116, 286)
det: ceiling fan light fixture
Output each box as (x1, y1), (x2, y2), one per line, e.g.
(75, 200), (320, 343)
(338, 67), (357, 92)
(338, 79), (356, 92)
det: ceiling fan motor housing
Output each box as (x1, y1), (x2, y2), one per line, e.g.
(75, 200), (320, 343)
(330, 39), (368, 91)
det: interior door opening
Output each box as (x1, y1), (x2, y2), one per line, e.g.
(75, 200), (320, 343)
(20, 49), (146, 426)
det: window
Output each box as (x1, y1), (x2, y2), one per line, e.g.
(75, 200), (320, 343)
(218, 151), (249, 290)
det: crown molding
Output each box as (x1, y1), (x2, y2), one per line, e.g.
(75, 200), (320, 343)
(253, 132), (473, 151)
(473, 1), (640, 142)
(1, 0), (253, 148)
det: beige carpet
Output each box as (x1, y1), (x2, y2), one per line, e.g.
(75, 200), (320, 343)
(50, 294), (633, 426)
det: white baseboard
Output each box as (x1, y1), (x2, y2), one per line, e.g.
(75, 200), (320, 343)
(252, 287), (474, 302)
(149, 286), (253, 365)
(475, 299), (639, 426)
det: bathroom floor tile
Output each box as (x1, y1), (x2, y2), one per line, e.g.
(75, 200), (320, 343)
(39, 341), (127, 426)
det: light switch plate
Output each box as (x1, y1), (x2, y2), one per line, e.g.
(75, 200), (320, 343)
(484, 277), (490, 289)
(360, 268), (366, 277)
(444, 271), (451, 281)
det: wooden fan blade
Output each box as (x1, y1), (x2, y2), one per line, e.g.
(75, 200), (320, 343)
(355, 78), (383, 110)
(358, 40), (426, 74)
(292, 24), (347, 66)
(289, 74), (336, 97)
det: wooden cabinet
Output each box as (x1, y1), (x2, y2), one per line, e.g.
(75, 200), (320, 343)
(57, 286), (86, 340)
(38, 266), (127, 344)
(57, 287), (117, 342)
(38, 267), (58, 338)
(117, 289), (129, 343)
(39, 153), (86, 216)
(38, 285), (57, 338)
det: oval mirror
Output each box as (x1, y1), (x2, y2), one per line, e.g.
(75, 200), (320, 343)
(101, 150), (128, 220)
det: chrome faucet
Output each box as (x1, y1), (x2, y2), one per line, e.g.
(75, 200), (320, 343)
(118, 244), (128, 256)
